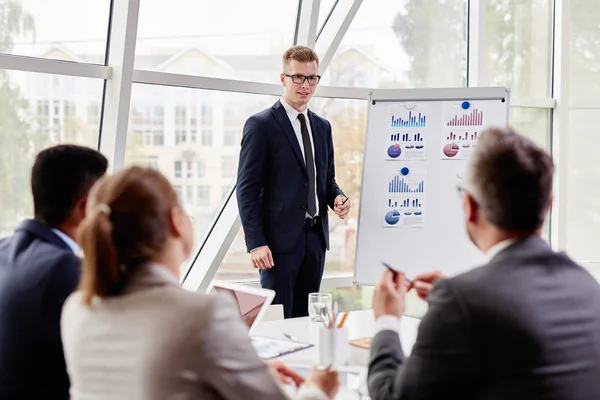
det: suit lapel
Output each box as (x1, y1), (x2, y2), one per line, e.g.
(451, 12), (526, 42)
(271, 101), (307, 172)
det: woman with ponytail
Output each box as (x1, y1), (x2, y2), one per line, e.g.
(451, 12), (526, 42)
(60, 166), (339, 400)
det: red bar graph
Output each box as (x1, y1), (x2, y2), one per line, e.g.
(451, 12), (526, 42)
(447, 109), (483, 126)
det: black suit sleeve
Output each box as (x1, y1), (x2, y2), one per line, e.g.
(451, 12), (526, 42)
(236, 115), (268, 252)
(324, 120), (344, 209)
(368, 280), (478, 400)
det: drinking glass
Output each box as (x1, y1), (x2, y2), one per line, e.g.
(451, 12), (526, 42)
(308, 292), (333, 322)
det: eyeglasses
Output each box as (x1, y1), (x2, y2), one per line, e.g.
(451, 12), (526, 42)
(284, 73), (321, 86)
(457, 184), (479, 204)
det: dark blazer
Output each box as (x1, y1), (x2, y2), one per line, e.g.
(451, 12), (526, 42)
(368, 236), (600, 400)
(236, 100), (344, 254)
(0, 219), (81, 400)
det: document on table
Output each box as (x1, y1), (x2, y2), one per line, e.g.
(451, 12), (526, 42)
(251, 336), (313, 359)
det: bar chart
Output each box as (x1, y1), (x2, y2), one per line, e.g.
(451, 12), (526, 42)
(447, 108), (483, 126)
(388, 175), (425, 193)
(389, 111), (427, 128)
(446, 131), (478, 141)
(387, 198), (422, 208)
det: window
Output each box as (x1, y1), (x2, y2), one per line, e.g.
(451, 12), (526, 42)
(124, 85), (278, 259)
(485, 0), (553, 98)
(221, 185), (231, 200)
(173, 185), (183, 201)
(200, 104), (213, 146)
(0, 71), (103, 237)
(197, 159), (206, 178)
(569, 1), (600, 99)
(1, 0), (110, 61)
(221, 155), (236, 178)
(148, 156), (159, 169)
(197, 185), (211, 207)
(135, 0), (298, 83)
(185, 185), (194, 206)
(224, 129), (240, 146)
(317, 0), (467, 88)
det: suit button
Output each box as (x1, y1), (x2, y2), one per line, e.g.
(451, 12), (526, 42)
(304, 183), (309, 188)
(301, 205), (307, 210)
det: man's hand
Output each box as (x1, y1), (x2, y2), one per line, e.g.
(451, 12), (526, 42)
(305, 366), (340, 399)
(410, 270), (446, 301)
(373, 269), (406, 319)
(266, 360), (304, 387)
(250, 245), (274, 270)
(333, 195), (351, 220)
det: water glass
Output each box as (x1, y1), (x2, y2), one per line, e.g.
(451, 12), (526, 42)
(308, 292), (333, 322)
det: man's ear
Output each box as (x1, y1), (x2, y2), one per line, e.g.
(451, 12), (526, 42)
(77, 196), (88, 218)
(465, 194), (479, 223)
(280, 73), (286, 87)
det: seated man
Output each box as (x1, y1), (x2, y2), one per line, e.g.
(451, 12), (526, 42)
(0, 145), (108, 399)
(369, 127), (600, 399)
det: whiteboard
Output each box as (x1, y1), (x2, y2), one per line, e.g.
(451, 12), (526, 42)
(353, 87), (510, 286)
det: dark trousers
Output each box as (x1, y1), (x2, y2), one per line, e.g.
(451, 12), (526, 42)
(259, 220), (326, 319)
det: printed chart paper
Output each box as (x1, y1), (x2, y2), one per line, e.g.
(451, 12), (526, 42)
(440, 100), (494, 160)
(382, 166), (426, 228)
(384, 103), (437, 161)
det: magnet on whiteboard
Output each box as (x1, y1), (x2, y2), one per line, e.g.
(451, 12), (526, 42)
(461, 101), (471, 110)
(457, 170), (465, 179)
(404, 102), (416, 110)
(401, 167), (410, 176)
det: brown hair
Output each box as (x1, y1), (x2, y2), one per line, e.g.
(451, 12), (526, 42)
(282, 45), (319, 69)
(77, 166), (180, 304)
(467, 126), (554, 232)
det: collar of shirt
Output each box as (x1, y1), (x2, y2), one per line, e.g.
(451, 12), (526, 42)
(51, 228), (82, 257)
(280, 97), (309, 125)
(485, 238), (517, 262)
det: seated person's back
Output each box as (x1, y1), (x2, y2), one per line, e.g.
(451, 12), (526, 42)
(368, 127), (600, 400)
(0, 145), (108, 399)
(61, 166), (338, 400)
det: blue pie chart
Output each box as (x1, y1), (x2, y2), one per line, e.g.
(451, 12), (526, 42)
(385, 210), (400, 225)
(387, 145), (401, 158)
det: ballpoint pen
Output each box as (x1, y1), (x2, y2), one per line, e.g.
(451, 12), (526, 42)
(284, 333), (300, 342)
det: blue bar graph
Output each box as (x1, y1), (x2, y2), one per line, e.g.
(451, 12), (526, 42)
(388, 176), (425, 193)
(390, 112), (427, 128)
(414, 133), (422, 141)
(390, 132), (423, 142)
(388, 198), (422, 208)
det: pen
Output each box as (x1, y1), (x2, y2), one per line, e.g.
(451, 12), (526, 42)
(284, 333), (300, 342)
(381, 261), (413, 285)
(341, 196), (349, 205)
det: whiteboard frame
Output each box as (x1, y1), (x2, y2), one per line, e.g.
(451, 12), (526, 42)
(353, 87), (511, 286)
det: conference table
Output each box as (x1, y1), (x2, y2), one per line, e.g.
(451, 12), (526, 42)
(253, 309), (421, 398)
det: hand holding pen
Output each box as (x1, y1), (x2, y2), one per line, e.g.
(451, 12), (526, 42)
(334, 195), (351, 220)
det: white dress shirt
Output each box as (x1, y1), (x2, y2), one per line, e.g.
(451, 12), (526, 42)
(279, 97), (319, 217)
(374, 238), (518, 335)
(51, 228), (82, 257)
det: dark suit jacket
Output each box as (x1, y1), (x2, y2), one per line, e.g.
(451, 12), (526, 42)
(0, 219), (81, 399)
(368, 236), (600, 400)
(236, 100), (344, 253)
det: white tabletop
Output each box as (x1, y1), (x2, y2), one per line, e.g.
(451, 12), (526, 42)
(253, 309), (421, 367)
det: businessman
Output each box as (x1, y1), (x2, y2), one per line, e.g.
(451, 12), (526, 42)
(236, 46), (351, 318)
(0, 145), (108, 399)
(368, 127), (600, 399)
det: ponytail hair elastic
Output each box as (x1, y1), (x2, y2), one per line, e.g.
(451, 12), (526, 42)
(96, 204), (111, 216)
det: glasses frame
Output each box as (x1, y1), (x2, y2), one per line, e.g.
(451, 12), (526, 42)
(283, 73), (321, 86)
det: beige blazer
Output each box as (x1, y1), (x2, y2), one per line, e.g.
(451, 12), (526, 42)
(61, 264), (327, 400)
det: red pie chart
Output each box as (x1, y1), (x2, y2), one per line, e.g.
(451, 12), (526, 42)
(443, 143), (459, 158)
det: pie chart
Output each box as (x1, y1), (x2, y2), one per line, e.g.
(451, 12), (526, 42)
(387, 144), (401, 158)
(443, 143), (459, 158)
(385, 210), (400, 225)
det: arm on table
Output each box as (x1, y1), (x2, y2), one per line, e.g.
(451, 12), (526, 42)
(368, 280), (478, 400)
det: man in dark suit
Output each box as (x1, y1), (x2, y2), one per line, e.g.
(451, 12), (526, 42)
(368, 127), (600, 399)
(0, 145), (108, 399)
(237, 46), (351, 318)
